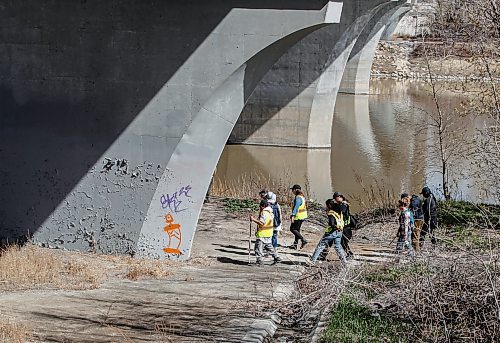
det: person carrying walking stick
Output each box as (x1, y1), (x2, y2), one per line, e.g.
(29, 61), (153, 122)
(396, 197), (414, 253)
(249, 200), (281, 266)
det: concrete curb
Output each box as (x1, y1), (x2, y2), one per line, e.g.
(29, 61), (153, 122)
(242, 314), (280, 343)
(241, 264), (302, 342)
(309, 302), (334, 343)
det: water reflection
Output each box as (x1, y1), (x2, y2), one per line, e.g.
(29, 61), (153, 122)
(215, 79), (494, 209)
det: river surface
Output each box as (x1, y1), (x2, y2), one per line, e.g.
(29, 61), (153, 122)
(214, 79), (493, 210)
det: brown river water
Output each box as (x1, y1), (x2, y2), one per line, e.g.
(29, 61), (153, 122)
(214, 79), (494, 210)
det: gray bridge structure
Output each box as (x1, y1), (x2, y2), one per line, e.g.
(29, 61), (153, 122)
(0, 0), (410, 259)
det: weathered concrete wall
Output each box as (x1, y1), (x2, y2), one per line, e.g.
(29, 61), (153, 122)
(0, 0), (338, 256)
(229, 0), (407, 148)
(1, 0), (405, 260)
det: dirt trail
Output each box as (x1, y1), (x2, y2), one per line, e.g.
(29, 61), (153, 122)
(0, 200), (400, 342)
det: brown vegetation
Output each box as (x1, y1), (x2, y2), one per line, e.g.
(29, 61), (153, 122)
(0, 317), (32, 343)
(125, 258), (173, 281)
(0, 244), (103, 291)
(259, 212), (500, 342)
(0, 244), (179, 291)
(211, 170), (313, 205)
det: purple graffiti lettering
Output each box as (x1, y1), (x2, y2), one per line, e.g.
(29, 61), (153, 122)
(178, 184), (192, 198)
(160, 185), (193, 213)
(160, 192), (186, 213)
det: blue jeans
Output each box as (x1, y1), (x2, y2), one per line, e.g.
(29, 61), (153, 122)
(272, 230), (278, 248)
(311, 230), (346, 263)
(396, 229), (413, 251)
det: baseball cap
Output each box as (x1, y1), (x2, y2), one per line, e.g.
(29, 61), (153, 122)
(420, 187), (431, 195)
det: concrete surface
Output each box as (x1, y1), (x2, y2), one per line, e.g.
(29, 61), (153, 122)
(0, 200), (398, 342)
(339, 5), (411, 94)
(229, 0), (410, 148)
(0, 0), (410, 260)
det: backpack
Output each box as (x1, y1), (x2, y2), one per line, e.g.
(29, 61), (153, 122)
(271, 204), (281, 228)
(348, 214), (358, 229)
(409, 195), (423, 220)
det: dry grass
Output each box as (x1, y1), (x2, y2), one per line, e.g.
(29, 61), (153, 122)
(211, 170), (314, 205)
(0, 244), (104, 291)
(62, 260), (103, 290)
(125, 258), (173, 281)
(0, 317), (32, 343)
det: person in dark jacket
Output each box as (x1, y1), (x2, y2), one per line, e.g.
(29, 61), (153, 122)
(420, 186), (438, 245)
(318, 192), (355, 261)
(409, 194), (424, 251)
(336, 193), (354, 259)
(310, 199), (347, 264)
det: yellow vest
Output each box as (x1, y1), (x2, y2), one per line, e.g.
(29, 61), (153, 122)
(325, 210), (344, 233)
(294, 195), (308, 220)
(256, 208), (274, 238)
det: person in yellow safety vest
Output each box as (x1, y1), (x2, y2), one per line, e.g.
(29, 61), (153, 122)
(249, 199), (282, 266)
(289, 184), (308, 250)
(310, 199), (347, 264)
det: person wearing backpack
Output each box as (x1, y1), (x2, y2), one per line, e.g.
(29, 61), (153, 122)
(309, 199), (347, 265)
(421, 186), (438, 245)
(318, 192), (356, 261)
(259, 190), (282, 251)
(335, 192), (355, 259)
(396, 197), (414, 252)
(409, 194), (424, 251)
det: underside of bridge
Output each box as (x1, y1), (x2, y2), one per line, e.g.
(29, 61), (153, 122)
(0, 0), (409, 259)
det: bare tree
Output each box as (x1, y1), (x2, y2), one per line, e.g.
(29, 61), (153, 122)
(416, 0), (500, 201)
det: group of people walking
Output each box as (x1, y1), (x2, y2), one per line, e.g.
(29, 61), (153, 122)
(249, 184), (356, 266)
(396, 186), (438, 253)
(249, 183), (439, 266)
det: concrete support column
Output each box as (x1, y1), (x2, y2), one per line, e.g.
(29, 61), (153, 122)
(339, 5), (410, 94)
(381, 10), (410, 40)
(230, 0), (407, 148)
(136, 4), (344, 259)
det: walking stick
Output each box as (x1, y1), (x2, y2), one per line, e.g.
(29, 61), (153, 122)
(387, 234), (398, 249)
(248, 221), (252, 265)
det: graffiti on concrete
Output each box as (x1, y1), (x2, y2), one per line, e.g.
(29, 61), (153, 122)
(163, 213), (182, 255)
(160, 185), (192, 213)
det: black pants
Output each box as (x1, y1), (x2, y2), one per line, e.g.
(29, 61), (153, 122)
(341, 227), (353, 256)
(290, 220), (305, 245)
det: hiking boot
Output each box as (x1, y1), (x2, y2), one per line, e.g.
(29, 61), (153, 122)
(271, 257), (282, 265)
(300, 240), (309, 249)
(289, 244), (298, 250)
(255, 260), (263, 267)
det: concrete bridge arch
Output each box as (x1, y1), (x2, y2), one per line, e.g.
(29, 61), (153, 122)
(0, 0), (410, 260)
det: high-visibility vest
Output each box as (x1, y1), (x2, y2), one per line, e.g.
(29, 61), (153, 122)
(256, 208), (274, 238)
(325, 210), (344, 233)
(293, 195), (308, 220)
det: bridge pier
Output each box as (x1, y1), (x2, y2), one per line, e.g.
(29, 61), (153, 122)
(0, 0), (410, 260)
(338, 5), (411, 94)
(229, 0), (407, 148)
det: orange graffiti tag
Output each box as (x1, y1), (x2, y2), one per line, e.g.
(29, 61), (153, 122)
(163, 213), (182, 255)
